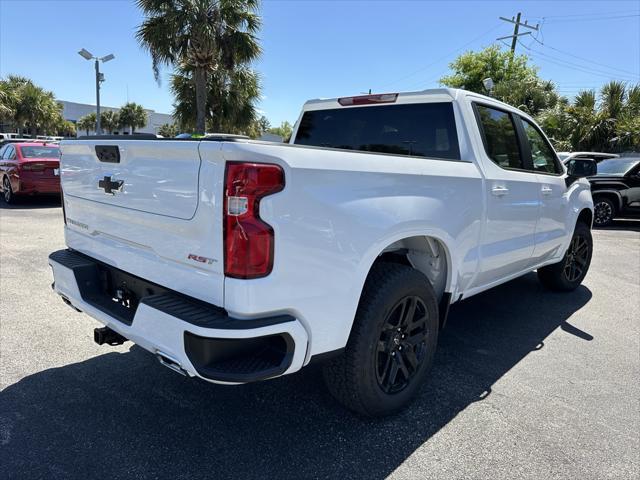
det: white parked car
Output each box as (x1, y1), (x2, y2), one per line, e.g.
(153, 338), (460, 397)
(49, 89), (596, 416)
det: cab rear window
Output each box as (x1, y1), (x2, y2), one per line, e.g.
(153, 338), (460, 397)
(294, 103), (460, 160)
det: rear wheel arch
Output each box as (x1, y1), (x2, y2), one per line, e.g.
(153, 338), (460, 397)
(370, 235), (452, 303)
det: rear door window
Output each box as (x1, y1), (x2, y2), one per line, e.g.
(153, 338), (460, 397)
(3, 145), (15, 160)
(474, 105), (523, 170)
(294, 103), (460, 160)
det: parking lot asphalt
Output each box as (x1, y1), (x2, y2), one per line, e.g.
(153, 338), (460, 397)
(0, 197), (638, 480)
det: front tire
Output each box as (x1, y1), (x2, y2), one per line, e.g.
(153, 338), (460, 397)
(593, 197), (615, 227)
(323, 263), (439, 417)
(538, 222), (593, 291)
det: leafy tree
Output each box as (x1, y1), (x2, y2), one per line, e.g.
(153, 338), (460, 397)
(158, 123), (178, 137)
(100, 110), (120, 134)
(0, 79), (17, 122)
(440, 45), (560, 115)
(537, 81), (640, 152)
(0, 75), (64, 135)
(441, 47), (639, 152)
(118, 102), (147, 133)
(136, 0), (261, 135)
(257, 115), (270, 134)
(76, 113), (97, 136)
(56, 119), (76, 137)
(171, 65), (260, 134)
(268, 121), (293, 141)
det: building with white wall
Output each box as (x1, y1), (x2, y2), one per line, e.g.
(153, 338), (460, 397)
(60, 101), (174, 136)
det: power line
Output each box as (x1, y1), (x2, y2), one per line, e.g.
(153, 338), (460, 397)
(528, 36), (639, 77)
(520, 42), (640, 81)
(519, 41), (640, 81)
(533, 10), (640, 19)
(543, 14), (640, 24)
(377, 24), (502, 90)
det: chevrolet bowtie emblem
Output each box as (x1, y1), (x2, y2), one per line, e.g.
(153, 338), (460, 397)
(98, 175), (124, 195)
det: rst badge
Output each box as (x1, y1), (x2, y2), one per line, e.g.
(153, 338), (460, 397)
(187, 254), (216, 265)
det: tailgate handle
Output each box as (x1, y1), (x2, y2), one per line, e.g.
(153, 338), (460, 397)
(95, 145), (120, 163)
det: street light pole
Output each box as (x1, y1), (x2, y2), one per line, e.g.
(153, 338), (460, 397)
(78, 49), (114, 136)
(95, 59), (101, 134)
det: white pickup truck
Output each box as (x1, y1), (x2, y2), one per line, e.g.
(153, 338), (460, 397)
(49, 89), (596, 416)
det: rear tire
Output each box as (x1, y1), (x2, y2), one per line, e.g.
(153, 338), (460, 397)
(593, 197), (615, 227)
(323, 263), (439, 417)
(2, 176), (15, 204)
(538, 222), (593, 291)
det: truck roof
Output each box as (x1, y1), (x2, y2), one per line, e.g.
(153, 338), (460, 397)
(303, 88), (515, 110)
(300, 87), (534, 122)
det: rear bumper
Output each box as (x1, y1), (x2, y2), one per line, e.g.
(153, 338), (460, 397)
(18, 177), (60, 194)
(48, 249), (308, 383)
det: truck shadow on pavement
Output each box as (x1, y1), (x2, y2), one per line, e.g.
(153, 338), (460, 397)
(0, 273), (592, 480)
(0, 196), (61, 209)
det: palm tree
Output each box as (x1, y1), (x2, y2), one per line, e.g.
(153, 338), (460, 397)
(573, 90), (596, 111)
(100, 110), (120, 134)
(15, 81), (62, 136)
(77, 113), (97, 136)
(171, 65), (260, 133)
(0, 80), (17, 123)
(118, 102), (147, 133)
(136, 0), (261, 135)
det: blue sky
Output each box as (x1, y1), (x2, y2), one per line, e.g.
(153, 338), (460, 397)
(1, 0), (639, 125)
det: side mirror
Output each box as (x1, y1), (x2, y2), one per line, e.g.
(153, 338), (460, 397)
(567, 158), (597, 178)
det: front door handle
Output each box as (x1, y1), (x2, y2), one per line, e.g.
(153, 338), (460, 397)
(541, 185), (553, 195)
(491, 186), (509, 196)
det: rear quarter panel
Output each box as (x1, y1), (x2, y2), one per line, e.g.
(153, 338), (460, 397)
(220, 142), (484, 359)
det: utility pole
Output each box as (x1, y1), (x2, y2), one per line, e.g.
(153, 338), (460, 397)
(497, 12), (539, 54)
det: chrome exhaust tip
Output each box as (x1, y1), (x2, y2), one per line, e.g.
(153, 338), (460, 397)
(156, 350), (188, 377)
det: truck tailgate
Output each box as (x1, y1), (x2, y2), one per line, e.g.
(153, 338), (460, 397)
(62, 140), (201, 219)
(59, 139), (226, 306)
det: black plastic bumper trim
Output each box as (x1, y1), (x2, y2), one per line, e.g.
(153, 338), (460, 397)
(141, 293), (294, 330)
(308, 348), (345, 366)
(184, 331), (295, 383)
(49, 249), (294, 330)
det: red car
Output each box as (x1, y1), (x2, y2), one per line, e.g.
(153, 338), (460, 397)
(0, 142), (61, 203)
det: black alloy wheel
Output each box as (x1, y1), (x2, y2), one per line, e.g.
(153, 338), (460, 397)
(375, 295), (429, 394)
(563, 233), (590, 283)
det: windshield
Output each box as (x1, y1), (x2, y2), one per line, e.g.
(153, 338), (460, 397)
(596, 158), (639, 175)
(20, 146), (59, 159)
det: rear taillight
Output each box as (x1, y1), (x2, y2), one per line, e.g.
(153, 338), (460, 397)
(20, 163), (45, 171)
(224, 162), (284, 279)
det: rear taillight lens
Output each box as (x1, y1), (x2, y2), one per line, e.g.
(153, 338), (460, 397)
(20, 163), (45, 171)
(224, 162), (284, 279)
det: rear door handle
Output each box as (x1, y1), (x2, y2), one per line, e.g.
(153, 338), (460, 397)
(541, 185), (553, 195)
(491, 186), (509, 196)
